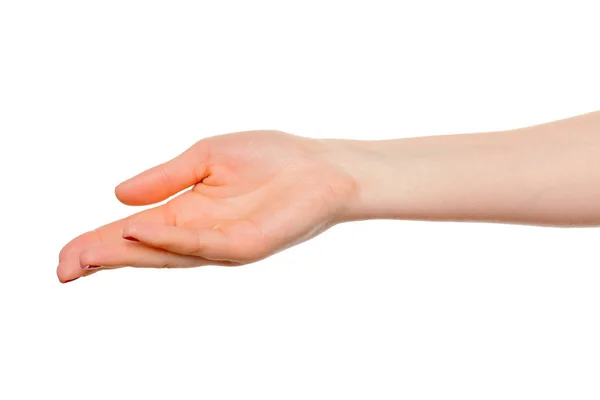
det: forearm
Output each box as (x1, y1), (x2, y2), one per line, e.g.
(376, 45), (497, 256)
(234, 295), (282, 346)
(328, 111), (600, 226)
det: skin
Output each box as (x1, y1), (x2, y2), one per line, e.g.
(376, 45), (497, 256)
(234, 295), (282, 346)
(57, 110), (600, 283)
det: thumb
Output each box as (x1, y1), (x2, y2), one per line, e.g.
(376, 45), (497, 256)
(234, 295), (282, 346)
(115, 141), (209, 206)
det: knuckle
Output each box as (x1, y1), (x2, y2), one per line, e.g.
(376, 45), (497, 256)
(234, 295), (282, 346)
(157, 163), (173, 193)
(79, 249), (99, 267)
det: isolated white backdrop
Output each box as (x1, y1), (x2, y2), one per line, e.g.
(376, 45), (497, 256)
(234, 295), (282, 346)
(1, 1), (600, 399)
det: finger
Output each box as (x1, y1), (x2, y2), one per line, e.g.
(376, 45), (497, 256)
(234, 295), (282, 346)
(122, 220), (256, 261)
(115, 140), (210, 206)
(57, 230), (104, 283)
(57, 205), (169, 283)
(79, 241), (211, 269)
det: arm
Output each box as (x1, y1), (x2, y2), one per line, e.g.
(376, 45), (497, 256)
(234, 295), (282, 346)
(57, 111), (600, 283)
(329, 110), (600, 227)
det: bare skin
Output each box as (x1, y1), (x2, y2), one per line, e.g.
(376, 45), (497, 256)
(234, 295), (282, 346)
(57, 131), (360, 283)
(57, 111), (600, 283)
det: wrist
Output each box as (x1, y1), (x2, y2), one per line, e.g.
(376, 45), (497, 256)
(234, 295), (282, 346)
(318, 138), (399, 222)
(321, 129), (530, 225)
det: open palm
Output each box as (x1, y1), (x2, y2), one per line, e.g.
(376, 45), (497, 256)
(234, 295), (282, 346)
(57, 130), (359, 283)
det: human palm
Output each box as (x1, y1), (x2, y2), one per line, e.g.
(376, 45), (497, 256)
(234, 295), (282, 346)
(57, 130), (359, 283)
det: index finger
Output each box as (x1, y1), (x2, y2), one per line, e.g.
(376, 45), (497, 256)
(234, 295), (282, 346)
(57, 205), (168, 283)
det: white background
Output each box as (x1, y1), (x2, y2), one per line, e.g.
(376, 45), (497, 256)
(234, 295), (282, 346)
(2, 1), (600, 399)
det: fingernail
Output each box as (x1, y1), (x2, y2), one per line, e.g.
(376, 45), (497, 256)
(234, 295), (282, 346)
(82, 265), (102, 270)
(123, 235), (139, 242)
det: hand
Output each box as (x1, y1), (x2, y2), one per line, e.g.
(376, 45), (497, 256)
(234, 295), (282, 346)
(57, 130), (360, 283)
